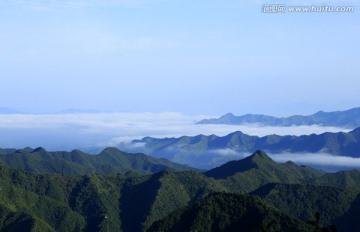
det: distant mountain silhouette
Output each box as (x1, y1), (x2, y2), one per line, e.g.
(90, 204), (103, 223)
(126, 127), (360, 169)
(197, 107), (360, 128)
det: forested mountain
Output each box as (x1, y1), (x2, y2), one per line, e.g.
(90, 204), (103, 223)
(0, 150), (359, 231)
(148, 192), (316, 232)
(0, 147), (193, 175)
(125, 127), (360, 169)
(0, 163), (224, 232)
(311, 169), (360, 190)
(204, 150), (323, 193)
(251, 183), (359, 230)
(197, 107), (360, 128)
(204, 150), (323, 179)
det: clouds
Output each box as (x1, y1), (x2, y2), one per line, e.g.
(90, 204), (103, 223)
(206, 151), (360, 171)
(0, 112), (350, 151)
(0, 112), (358, 171)
(267, 152), (360, 172)
(270, 152), (360, 169)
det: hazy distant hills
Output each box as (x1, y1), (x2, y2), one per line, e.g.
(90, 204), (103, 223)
(197, 107), (360, 128)
(0, 147), (193, 175)
(2, 150), (360, 231)
(127, 127), (360, 169)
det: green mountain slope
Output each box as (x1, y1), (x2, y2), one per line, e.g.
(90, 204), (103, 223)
(148, 192), (316, 232)
(1, 150), (360, 232)
(310, 169), (360, 190)
(120, 170), (226, 232)
(204, 150), (276, 178)
(0, 148), (17, 155)
(0, 204), (55, 232)
(0, 161), (223, 232)
(0, 147), (193, 175)
(205, 150), (323, 193)
(251, 183), (359, 227)
(0, 160), (148, 231)
(0, 164), (87, 231)
(334, 194), (360, 232)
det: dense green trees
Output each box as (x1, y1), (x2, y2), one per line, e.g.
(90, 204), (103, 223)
(148, 192), (316, 232)
(0, 150), (359, 231)
(0, 147), (193, 175)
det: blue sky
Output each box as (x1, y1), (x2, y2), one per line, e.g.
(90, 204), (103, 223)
(0, 0), (359, 116)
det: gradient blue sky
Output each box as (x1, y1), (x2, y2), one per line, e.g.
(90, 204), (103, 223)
(1, 0), (359, 116)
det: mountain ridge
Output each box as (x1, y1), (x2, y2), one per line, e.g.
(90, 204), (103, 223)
(204, 150), (276, 178)
(148, 192), (316, 232)
(197, 107), (360, 128)
(1, 150), (360, 231)
(0, 147), (193, 175)
(124, 128), (360, 169)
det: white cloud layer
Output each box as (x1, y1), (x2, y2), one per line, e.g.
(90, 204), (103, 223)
(0, 112), (351, 151)
(270, 152), (360, 168)
(0, 112), (358, 171)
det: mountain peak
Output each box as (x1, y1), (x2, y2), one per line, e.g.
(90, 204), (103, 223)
(248, 150), (274, 163)
(205, 150), (275, 179)
(350, 127), (360, 136)
(15, 147), (33, 154)
(100, 147), (122, 154)
(70, 149), (86, 156)
(221, 113), (235, 118)
(32, 147), (47, 153)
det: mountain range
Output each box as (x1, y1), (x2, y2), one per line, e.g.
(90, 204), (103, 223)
(1, 150), (360, 231)
(125, 127), (360, 169)
(0, 147), (193, 175)
(197, 107), (360, 128)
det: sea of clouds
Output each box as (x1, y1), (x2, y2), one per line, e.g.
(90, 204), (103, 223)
(0, 112), (350, 149)
(0, 112), (357, 171)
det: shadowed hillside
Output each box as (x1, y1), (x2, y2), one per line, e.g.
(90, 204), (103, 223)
(148, 192), (317, 232)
